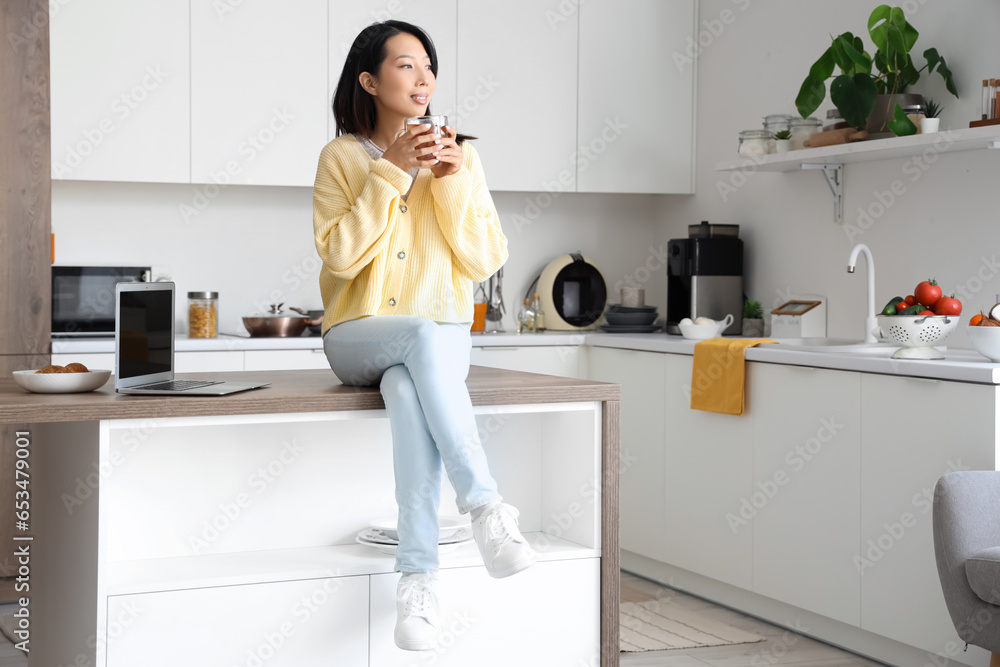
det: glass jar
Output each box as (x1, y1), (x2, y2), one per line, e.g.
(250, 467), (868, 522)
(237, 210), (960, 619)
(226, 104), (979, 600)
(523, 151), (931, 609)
(763, 114), (792, 135)
(738, 130), (773, 158)
(188, 291), (218, 338)
(789, 117), (822, 150)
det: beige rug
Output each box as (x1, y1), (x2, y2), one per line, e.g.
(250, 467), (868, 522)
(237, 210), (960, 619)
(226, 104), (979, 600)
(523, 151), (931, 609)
(620, 587), (765, 652)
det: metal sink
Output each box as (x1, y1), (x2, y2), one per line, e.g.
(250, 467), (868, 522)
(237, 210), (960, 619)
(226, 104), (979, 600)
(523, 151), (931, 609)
(762, 338), (898, 357)
(765, 337), (866, 347)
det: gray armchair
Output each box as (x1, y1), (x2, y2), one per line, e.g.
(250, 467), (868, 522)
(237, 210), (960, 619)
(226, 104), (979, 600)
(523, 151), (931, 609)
(934, 471), (1000, 667)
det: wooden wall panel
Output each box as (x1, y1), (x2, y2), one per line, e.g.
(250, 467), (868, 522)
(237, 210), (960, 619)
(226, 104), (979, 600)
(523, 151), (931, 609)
(0, 0), (52, 357)
(0, 0), (52, 584)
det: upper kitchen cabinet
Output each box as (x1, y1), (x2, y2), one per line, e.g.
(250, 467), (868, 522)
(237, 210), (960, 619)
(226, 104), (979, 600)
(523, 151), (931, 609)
(50, 1), (190, 183)
(456, 0), (578, 192)
(191, 1), (328, 186)
(328, 1), (457, 142)
(578, 0), (696, 194)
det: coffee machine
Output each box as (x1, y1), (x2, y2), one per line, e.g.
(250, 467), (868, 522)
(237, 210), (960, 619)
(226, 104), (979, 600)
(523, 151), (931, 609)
(666, 221), (743, 335)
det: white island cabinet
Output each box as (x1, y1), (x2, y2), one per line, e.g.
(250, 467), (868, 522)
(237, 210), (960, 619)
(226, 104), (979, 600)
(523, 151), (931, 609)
(11, 367), (620, 667)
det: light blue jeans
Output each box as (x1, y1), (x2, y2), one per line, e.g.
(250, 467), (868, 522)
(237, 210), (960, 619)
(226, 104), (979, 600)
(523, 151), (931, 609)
(323, 315), (502, 573)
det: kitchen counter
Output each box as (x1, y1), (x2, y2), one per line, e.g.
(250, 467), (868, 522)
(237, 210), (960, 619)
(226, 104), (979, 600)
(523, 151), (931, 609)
(53, 330), (1000, 384)
(51, 330), (589, 354)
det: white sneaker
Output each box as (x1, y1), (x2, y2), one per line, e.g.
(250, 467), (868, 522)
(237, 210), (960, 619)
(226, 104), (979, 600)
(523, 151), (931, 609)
(472, 503), (537, 578)
(394, 573), (440, 651)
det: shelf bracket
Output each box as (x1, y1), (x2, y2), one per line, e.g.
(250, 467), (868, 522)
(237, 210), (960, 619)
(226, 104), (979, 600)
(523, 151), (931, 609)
(800, 164), (844, 223)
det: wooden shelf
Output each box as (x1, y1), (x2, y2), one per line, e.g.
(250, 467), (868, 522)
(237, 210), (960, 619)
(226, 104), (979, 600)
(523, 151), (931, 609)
(715, 125), (1000, 173)
(105, 533), (599, 596)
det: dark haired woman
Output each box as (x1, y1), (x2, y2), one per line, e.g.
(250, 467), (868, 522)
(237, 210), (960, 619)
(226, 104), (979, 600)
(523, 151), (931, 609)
(313, 20), (535, 651)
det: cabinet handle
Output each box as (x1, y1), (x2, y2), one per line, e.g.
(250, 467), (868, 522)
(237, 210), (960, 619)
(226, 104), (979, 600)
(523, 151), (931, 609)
(903, 376), (939, 386)
(479, 347), (519, 351)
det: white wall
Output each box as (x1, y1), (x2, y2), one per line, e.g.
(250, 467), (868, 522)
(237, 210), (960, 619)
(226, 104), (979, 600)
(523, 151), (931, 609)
(52, 181), (657, 335)
(657, 0), (1000, 348)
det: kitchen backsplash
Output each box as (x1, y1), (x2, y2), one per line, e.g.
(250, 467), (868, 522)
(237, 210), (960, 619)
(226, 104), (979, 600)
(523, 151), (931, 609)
(52, 180), (661, 335)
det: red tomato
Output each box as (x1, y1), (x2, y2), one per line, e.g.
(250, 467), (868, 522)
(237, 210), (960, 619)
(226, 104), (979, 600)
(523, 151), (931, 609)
(895, 301), (910, 312)
(904, 295), (916, 306)
(934, 295), (963, 316)
(914, 279), (942, 307)
(918, 309), (936, 316)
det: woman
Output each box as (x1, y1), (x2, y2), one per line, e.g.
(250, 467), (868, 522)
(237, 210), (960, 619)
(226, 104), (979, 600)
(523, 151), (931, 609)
(313, 20), (535, 651)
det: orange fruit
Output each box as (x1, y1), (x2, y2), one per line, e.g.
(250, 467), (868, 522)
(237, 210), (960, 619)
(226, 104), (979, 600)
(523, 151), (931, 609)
(970, 313), (984, 326)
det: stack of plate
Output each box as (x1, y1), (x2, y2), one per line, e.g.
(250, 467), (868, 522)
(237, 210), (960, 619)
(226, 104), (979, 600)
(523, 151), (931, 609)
(356, 516), (473, 555)
(599, 304), (661, 333)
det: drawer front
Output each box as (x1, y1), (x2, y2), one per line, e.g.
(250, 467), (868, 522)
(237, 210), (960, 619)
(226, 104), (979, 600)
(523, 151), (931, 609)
(106, 576), (369, 667)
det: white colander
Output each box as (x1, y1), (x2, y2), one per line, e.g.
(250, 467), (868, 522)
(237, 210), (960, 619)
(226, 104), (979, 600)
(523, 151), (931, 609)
(876, 314), (960, 359)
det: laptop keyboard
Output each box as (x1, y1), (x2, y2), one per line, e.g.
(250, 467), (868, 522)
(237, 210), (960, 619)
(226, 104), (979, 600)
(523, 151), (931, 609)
(137, 379), (222, 391)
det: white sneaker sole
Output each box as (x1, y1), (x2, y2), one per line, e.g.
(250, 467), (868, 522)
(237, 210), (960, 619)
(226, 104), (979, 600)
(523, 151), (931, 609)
(394, 632), (438, 652)
(485, 548), (537, 579)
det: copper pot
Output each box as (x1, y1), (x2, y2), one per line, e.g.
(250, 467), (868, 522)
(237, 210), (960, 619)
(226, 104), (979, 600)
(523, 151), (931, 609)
(242, 304), (323, 337)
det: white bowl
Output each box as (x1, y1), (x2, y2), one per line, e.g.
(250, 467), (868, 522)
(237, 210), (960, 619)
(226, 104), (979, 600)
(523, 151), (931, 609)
(967, 325), (1000, 362)
(12, 369), (111, 394)
(678, 314), (734, 340)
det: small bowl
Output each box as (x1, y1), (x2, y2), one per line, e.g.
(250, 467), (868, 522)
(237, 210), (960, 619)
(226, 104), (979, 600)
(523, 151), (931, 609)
(967, 325), (1000, 362)
(678, 314), (734, 340)
(12, 369), (111, 394)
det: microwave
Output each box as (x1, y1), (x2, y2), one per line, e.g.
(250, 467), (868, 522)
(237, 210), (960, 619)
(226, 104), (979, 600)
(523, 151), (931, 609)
(52, 266), (151, 337)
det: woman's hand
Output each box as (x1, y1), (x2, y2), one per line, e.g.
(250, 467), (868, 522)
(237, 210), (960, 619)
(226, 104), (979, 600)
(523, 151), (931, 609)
(430, 126), (463, 178)
(381, 124), (442, 172)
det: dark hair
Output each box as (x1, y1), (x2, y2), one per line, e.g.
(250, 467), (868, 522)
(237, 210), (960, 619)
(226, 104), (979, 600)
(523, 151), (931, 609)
(332, 20), (473, 143)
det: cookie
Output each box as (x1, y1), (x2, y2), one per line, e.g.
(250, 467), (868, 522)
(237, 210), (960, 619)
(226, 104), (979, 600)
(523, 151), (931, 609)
(35, 365), (68, 374)
(64, 362), (90, 373)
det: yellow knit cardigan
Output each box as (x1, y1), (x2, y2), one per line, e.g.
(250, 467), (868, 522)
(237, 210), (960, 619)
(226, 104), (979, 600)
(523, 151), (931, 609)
(313, 134), (508, 336)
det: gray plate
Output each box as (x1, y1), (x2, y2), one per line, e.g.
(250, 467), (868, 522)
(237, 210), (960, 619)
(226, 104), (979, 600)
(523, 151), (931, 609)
(598, 324), (662, 333)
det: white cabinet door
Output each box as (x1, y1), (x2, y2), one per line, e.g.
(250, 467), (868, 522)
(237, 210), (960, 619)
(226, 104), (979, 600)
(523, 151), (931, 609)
(370, 559), (600, 666)
(106, 576), (369, 667)
(50, 1), (190, 183)
(578, 0), (695, 193)
(328, 1), (458, 142)
(456, 0), (577, 192)
(860, 374), (998, 654)
(588, 347), (665, 561)
(750, 364), (861, 626)
(470, 345), (581, 378)
(191, 1), (328, 186)
(244, 349), (331, 371)
(661, 353), (753, 589)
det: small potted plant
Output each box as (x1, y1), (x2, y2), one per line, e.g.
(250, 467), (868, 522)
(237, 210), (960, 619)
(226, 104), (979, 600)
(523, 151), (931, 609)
(921, 98), (942, 134)
(742, 300), (764, 337)
(773, 130), (792, 153)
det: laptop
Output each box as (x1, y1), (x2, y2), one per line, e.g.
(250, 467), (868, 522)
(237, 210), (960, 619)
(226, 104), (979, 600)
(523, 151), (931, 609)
(115, 282), (270, 396)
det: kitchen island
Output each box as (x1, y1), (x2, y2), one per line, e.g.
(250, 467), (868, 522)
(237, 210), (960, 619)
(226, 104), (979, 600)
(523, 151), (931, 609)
(0, 367), (620, 667)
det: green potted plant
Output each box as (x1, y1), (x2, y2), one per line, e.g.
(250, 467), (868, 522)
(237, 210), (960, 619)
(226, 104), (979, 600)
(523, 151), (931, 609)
(921, 98), (942, 133)
(795, 5), (957, 137)
(742, 300), (764, 337)
(773, 129), (792, 153)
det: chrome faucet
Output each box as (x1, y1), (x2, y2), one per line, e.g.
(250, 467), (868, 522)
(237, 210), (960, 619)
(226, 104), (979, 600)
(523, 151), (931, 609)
(847, 243), (878, 343)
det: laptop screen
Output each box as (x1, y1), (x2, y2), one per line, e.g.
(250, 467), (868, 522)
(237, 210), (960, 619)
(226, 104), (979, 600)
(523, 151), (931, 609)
(118, 286), (173, 380)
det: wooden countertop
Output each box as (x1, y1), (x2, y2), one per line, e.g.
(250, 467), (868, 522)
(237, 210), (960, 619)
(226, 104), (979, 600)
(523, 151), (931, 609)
(0, 366), (620, 424)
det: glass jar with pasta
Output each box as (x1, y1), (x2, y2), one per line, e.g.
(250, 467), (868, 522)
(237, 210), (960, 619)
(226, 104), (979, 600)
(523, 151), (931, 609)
(188, 291), (218, 338)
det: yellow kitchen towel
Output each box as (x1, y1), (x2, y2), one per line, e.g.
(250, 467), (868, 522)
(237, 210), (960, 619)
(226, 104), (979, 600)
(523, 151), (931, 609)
(690, 338), (777, 416)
